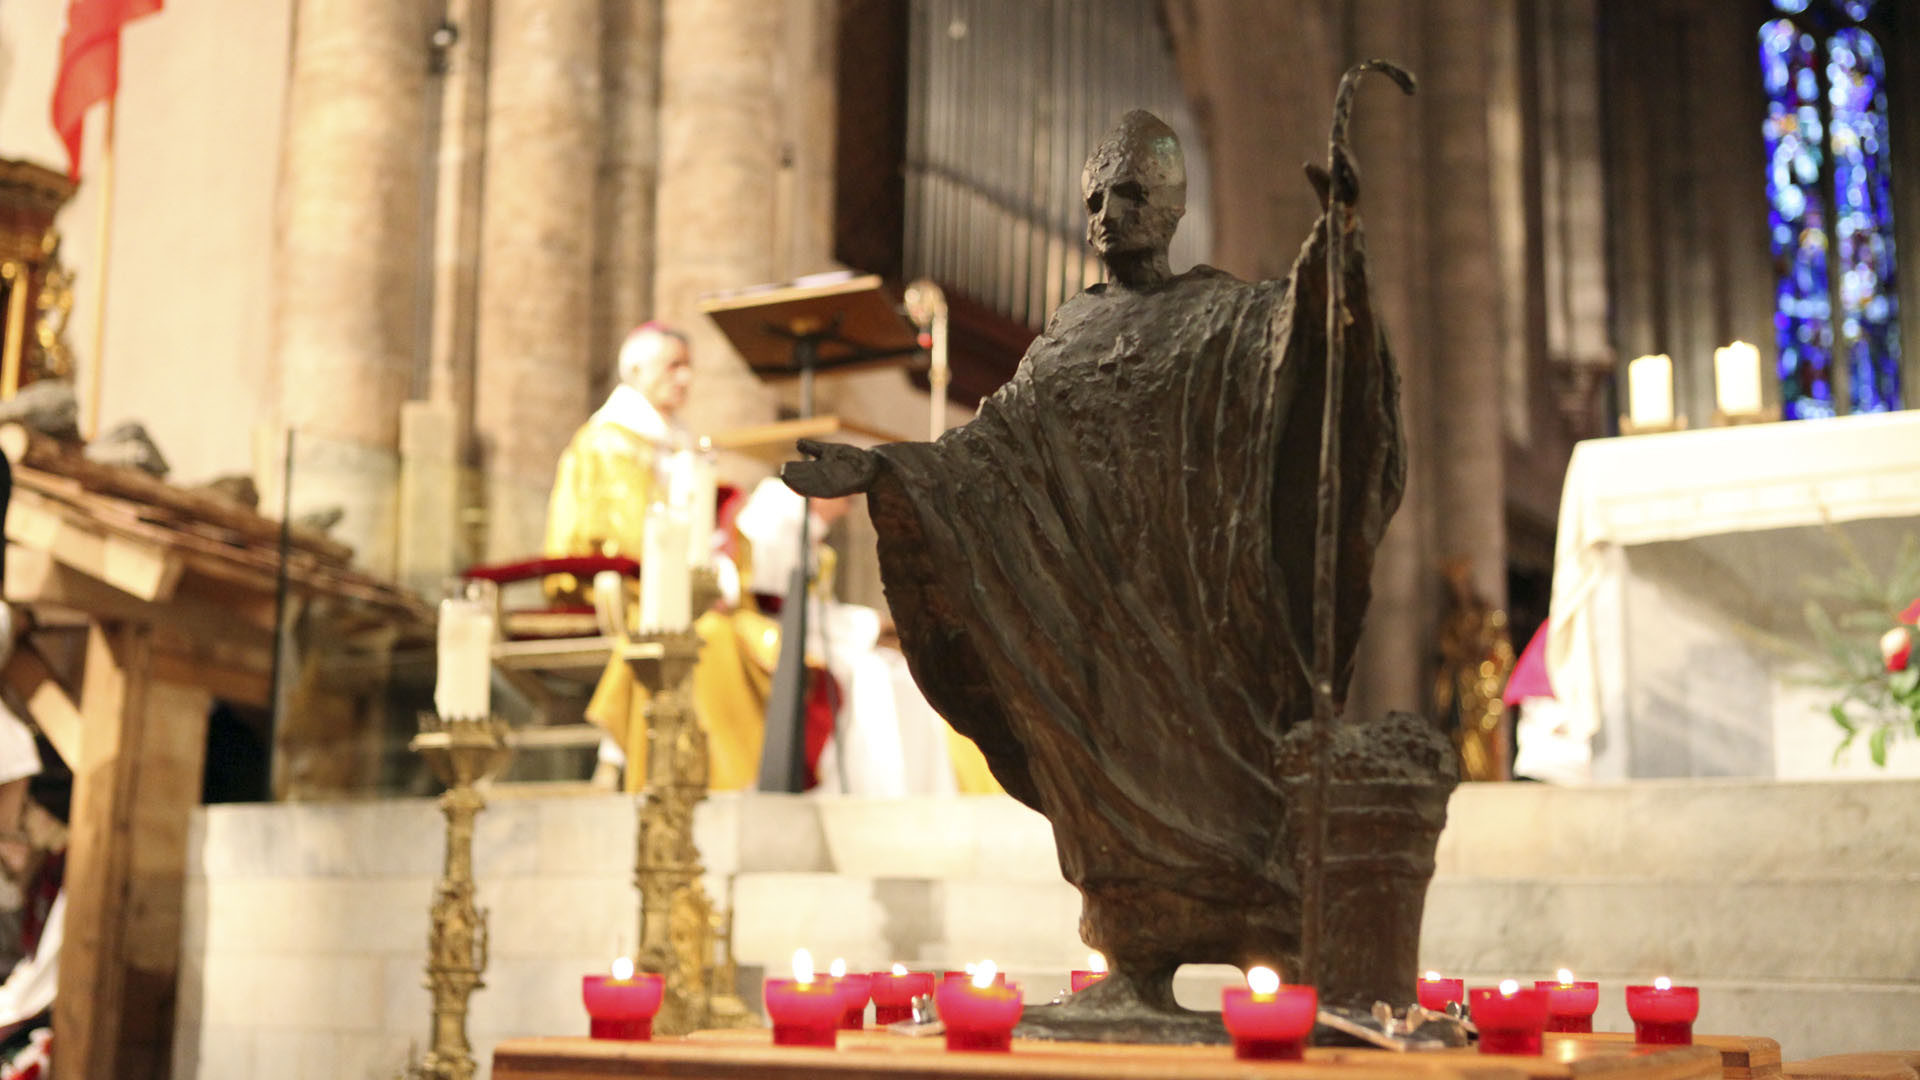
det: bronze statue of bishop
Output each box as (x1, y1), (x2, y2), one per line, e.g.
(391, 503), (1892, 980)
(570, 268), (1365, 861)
(787, 99), (1454, 1039)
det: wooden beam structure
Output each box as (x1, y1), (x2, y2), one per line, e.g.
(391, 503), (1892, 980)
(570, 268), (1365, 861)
(0, 426), (427, 1078)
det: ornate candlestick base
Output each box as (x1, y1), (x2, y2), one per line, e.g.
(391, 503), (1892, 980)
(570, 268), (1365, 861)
(624, 627), (756, 1035)
(405, 714), (514, 1080)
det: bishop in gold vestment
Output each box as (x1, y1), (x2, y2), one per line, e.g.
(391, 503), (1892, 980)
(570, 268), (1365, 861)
(544, 325), (774, 791)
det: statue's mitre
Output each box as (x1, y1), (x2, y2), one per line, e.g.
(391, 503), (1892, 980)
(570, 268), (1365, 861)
(1081, 109), (1187, 209)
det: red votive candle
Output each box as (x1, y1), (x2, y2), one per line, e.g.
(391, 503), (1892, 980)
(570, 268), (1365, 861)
(1221, 981), (1318, 1061)
(582, 968), (664, 1041)
(935, 975), (1024, 1052)
(834, 972), (873, 1029)
(1625, 982), (1699, 1045)
(1072, 953), (1108, 994)
(1535, 978), (1600, 1033)
(763, 978), (845, 1047)
(943, 969), (1008, 986)
(1471, 985), (1550, 1055)
(869, 969), (934, 1025)
(1417, 973), (1466, 1012)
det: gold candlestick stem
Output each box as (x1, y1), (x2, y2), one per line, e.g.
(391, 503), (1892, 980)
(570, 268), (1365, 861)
(406, 714), (514, 1080)
(625, 588), (754, 1033)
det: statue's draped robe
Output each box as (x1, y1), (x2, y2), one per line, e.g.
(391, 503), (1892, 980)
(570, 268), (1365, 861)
(863, 222), (1404, 966)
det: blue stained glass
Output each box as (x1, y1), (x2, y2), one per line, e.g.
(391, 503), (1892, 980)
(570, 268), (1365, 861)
(1757, 12), (1902, 419)
(1760, 18), (1834, 418)
(1825, 26), (1900, 413)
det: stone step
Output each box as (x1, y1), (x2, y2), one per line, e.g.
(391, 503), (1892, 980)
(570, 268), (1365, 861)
(1435, 780), (1920, 881)
(724, 869), (1920, 985)
(1421, 875), (1920, 983)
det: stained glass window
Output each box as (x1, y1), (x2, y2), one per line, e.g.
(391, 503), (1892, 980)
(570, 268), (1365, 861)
(1760, 0), (1901, 418)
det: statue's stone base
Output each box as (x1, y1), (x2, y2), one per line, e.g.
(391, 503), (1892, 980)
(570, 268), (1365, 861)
(1011, 1000), (1228, 1046)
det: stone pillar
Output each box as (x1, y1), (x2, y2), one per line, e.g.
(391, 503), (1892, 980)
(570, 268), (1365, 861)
(272, 0), (436, 576)
(591, 0), (664, 406)
(1421, 0), (1509, 607)
(426, 0), (491, 448)
(1345, 0), (1435, 722)
(471, 0), (603, 560)
(654, 0), (783, 443)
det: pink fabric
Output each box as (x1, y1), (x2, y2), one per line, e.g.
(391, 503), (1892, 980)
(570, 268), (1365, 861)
(1503, 624), (1553, 705)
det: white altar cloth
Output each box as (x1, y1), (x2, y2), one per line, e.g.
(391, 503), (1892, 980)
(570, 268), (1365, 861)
(1532, 410), (1920, 781)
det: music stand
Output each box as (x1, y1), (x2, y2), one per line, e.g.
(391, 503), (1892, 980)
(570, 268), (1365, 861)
(700, 273), (920, 792)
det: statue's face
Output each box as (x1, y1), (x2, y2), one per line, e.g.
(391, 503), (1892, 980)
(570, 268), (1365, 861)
(621, 331), (693, 416)
(1081, 111), (1186, 264)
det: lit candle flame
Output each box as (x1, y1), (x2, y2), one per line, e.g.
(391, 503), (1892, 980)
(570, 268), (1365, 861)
(611, 956), (635, 981)
(1423, 970), (1443, 981)
(963, 962), (978, 976)
(1557, 968), (1575, 986)
(1499, 979), (1519, 996)
(971, 960), (998, 990)
(1089, 952), (1107, 974)
(1247, 966), (1281, 996)
(891, 963), (909, 977)
(1654, 975), (1672, 991)
(793, 948), (815, 985)
(829, 957), (847, 978)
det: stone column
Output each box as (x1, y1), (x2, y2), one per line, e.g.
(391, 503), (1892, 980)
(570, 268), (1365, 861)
(426, 0), (492, 443)
(471, 0), (603, 559)
(1345, 0), (1435, 722)
(654, 0), (783, 442)
(1421, 0), (1509, 607)
(272, 0), (436, 576)
(592, 0), (664, 405)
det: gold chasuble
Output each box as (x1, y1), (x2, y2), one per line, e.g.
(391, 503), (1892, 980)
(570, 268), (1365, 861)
(544, 417), (772, 791)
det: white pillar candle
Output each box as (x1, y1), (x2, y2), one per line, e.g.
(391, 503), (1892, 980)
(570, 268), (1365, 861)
(685, 442), (718, 567)
(640, 505), (692, 632)
(1714, 340), (1763, 417)
(1627, 353), (1674, 428)
(435, 586), (495, 719)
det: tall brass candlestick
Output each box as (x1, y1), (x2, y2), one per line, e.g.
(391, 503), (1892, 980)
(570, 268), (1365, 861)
(625, 567), (754, 1034)
(408, 714), (513, 1080)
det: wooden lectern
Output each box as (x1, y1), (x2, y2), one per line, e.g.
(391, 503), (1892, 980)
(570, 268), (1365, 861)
(700, 273), (920, 792)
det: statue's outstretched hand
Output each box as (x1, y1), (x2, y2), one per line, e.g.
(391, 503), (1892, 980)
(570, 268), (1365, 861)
(782, 438), (879, 498)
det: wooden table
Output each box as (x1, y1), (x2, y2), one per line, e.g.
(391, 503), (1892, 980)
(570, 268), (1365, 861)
(1571, 1035), (1781, 1080)
(493, 1030), (1722, 1080)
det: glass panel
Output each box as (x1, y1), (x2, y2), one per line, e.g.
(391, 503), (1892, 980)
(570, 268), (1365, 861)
(1760, 18), (1835, 418)
(1825, 26), (1902, 412)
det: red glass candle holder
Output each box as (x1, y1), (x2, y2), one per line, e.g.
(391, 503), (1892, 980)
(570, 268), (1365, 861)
(943, 970), (1008, 986)
(1417, 976), (1465, 1012)
(935, 979), (1024, 1052)
(869, 970), (935, 1025)
(1470, 987), (1549, 1055)
(834, 972), (873, 1030)
(1625, 984), (1699, 1045)
(1220, 984), (1318, 1061)
(582, 972), (664, 1041)
(1535, 980), (1600, 1033)
(1070, 970), (1107, 994)
(764, 978), (845, 1047)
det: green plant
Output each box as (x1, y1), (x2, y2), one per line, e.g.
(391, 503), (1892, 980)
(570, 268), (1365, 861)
(1802, 534), (1920, 767)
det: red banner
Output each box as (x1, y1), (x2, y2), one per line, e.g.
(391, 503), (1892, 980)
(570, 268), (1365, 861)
(49, 0), (164, 179)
